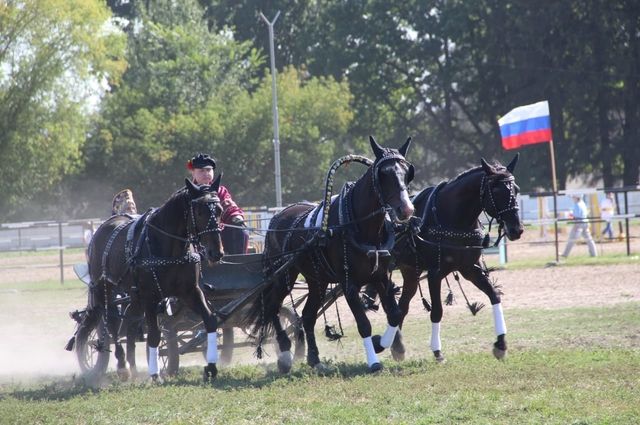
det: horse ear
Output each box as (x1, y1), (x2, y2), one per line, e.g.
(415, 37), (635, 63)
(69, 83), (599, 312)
(506, 153), (519, 173)
(185, 178), (200, 197)
(210, 172), (222, 192)
(369, 135), (384, 159)
(398, 137), (412, 157)
(480, 158), (495, 175)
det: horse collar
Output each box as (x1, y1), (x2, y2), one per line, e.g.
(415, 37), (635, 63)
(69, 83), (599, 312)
(339, 181), (395, 258)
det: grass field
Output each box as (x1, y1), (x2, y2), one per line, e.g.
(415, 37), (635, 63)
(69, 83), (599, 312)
(0, 291), (638, 424)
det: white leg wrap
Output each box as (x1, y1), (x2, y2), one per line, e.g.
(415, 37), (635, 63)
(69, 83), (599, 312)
(380, 325), (399, 348)
(206, 332), (218, 364)
(363, 336), (379, 367)
(430, 322), (442, 352)
(148, 346), (159, 376)
(493, 303), (507, 336)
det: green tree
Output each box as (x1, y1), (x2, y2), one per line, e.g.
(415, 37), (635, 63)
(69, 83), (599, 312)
(0, 0), (125, 219)
(83, 0), (263, 210)
(84, 0), (353, 212)
(218, 66), (354, 206)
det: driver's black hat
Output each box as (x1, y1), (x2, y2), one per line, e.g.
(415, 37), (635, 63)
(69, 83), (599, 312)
(187, 153), (216, 170)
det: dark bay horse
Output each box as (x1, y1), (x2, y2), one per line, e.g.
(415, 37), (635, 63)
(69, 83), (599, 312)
(389, 155), (523, 363)
(247, 136), (415, 373)
(85, 177), (224, 382)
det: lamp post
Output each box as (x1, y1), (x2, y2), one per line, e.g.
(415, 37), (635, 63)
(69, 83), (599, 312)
(259, 11), (282, 207)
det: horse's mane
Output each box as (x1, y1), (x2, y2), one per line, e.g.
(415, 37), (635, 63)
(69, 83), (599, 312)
(449, 161), (511, 183)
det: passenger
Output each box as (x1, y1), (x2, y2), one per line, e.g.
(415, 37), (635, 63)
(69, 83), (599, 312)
(111, 189), (138, 215)
(187, 153), (249, 254)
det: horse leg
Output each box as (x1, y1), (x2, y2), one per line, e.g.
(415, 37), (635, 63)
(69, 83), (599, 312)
(124, 300), (143, 378)
(390, 265), (421, 361)
(371, 277), (403, 354)
(460, 264), (507, 359)
(272, 274), (299, 373)
(183, 287), (219, 383)
(143, 301), (162, 382)
(106, 301), (129, 381)
(427, 271), (446, 363)
(342, 281), (382, 373)
(300, 279), (327, 371)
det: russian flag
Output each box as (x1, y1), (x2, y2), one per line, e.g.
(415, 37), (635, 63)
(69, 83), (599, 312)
(498, 101), (552, 150)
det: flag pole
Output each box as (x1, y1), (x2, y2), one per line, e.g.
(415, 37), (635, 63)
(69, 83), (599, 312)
(549, 138), (559, 262)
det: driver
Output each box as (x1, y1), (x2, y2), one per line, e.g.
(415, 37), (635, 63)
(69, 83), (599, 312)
(187, 153), (249, 254)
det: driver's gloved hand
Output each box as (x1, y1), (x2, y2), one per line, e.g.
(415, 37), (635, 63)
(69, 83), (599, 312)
(231, 215), (246, 227)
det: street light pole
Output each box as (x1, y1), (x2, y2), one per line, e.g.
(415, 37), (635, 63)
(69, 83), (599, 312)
(259, 11), (282, 208)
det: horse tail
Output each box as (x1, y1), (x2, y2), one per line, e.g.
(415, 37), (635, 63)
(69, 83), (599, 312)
(244, 263), (290, 339)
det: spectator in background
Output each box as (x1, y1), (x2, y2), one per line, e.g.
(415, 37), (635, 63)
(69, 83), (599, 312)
(599, 192), (615, 240)
(561, 194), (597, 258)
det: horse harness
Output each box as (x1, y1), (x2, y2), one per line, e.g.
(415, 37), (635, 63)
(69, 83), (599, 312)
(96, 190), (221, 294)
(265, 150), (408, 286)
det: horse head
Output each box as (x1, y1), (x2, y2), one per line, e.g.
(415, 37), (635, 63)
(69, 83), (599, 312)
(480, 154), (524, 241)
(185, 174), (224, 265)
(369, 136), (415, 223)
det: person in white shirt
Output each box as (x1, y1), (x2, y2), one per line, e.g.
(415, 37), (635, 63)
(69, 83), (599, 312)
(561, 195), (597, 258)
(599, 192), (615, 240)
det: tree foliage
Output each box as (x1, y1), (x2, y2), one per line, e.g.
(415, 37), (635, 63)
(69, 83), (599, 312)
(3, 1), (640, 220)
(0, 0), (125, 218)
(211, 0), (640, 189)
(81, 0), (353, 213)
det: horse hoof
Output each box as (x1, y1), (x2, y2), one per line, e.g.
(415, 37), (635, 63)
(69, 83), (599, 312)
(371, 335), (385, 354)
(277, 351), (293, 374)
(117, 367), (130, 382)
(313, 362), (334, 376)
(369, 362), (383, 373)
(434, 351), (447, 364)
(203, 363), (218, 383)
(493, 346), (507, 360)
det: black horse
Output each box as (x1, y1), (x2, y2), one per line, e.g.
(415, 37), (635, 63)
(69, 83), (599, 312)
(84, 177), (224, 382)
(389, 155), (523, 363)
(247, 136), (415, 373)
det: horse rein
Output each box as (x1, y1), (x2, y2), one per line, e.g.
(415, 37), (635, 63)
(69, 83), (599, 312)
(146, 191), (222, 254)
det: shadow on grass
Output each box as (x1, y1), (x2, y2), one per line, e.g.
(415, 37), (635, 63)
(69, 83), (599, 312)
(163, 357), (431, 391)
(7, 375), (102, 401)
(3, 358), (432, 400)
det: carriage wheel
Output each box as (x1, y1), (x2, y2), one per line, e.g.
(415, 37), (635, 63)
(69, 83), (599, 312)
(277, 306), (305, 361)
(219, 328), (235, 365)
(157, 322), (180, 376)
(75, 311), (110, 380)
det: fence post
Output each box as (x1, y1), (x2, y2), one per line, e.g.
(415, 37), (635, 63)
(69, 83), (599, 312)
(499, 237), (507, 265)
(624, 191), (630, 256)
(58, 221), (64, 284)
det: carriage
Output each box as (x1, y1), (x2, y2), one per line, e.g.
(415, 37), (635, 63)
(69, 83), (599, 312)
(67, 252), (316, 379)
(66, 137), (523, 382)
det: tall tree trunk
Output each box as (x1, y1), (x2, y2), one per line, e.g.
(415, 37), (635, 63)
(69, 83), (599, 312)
(592, 1), (614, 187)
(622, 3), (640, 186)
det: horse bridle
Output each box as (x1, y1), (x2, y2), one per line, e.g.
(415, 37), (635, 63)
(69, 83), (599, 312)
(371, 150), (414, 212)
(146, 191), (222, 253)
(479, 173), (519, 228)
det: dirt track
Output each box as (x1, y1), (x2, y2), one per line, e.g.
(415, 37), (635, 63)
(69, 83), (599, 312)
(0, 248), (638, 380)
